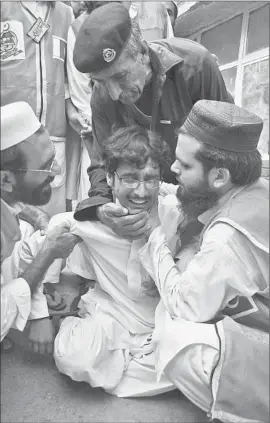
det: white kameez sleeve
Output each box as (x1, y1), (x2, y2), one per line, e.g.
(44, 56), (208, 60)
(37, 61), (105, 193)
(66, 25), (92, 121)
(1, 277), (31, 341)
(139, 224), (261, 322)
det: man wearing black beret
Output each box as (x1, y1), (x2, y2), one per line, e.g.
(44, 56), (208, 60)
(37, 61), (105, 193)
(73, 3), (233, 236)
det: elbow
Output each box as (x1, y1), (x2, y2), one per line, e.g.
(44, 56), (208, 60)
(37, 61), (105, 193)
(165, 288), (216, 322)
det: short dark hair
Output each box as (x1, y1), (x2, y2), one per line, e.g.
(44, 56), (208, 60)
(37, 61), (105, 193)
(102, 125), (172, 176)
(195, 142), (262, 186)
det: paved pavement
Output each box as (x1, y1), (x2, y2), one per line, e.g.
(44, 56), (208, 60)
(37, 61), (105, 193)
(1, 328), (208, 423)
(1, 272), (208, 423)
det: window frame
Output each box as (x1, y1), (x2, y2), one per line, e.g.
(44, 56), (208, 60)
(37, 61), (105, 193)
(191, 3), (269, 106)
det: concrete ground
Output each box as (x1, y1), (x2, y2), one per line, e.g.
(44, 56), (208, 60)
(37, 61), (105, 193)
(1, 272), (208, 423)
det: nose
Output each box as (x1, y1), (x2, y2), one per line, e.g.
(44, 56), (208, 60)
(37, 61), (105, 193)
(171, 161), (180, 175)
(133, 182), (148, 197)
(106, 80), (122, 101)
(51, 159), (61, 176)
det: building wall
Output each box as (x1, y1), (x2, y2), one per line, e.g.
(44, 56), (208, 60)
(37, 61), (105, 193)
(175, 1), (269, 162)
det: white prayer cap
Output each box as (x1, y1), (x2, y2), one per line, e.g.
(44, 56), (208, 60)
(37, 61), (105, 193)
(1, 102), (41, 151)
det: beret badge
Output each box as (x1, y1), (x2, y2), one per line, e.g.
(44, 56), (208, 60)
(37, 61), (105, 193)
(103, 48), (116, 63)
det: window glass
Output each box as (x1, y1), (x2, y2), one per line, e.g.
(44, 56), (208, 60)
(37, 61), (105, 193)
(221, 67), (237, 98)
(246, 5), (270, 54)
(201, 14), (242, 66)
(242, 59), (269, 155)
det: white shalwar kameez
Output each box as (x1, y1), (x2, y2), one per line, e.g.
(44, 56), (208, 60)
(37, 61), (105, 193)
(53, 194), (181, 397)
(0, 198), (62, 341)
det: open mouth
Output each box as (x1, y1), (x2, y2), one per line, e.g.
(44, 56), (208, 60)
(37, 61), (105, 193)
(129, 199), (148, 204)
(128, 199), (149, 210)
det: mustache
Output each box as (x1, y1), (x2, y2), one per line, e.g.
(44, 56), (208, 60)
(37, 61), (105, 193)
(38, 175), (55, 190)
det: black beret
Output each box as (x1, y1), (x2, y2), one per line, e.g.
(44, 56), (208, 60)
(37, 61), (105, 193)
(74, 3), (132, 74)
(181, 100), (263, 152)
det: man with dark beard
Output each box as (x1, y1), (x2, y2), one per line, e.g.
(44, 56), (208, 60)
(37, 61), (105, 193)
(72, 2), (233, 231)
(1, 102), (81, 352)
(138, 100), (269, 423)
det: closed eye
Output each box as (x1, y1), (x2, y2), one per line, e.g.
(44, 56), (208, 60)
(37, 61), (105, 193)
(182, 163), (191, 170)
(113, 70), (128, 80)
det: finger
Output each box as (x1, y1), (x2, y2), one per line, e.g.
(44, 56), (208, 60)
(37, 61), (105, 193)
(39, 219), (49, 230)
(73, 235), (83, 243)
(80, 128), (91, 135)
(37, 342), (46, 355)
(104, 204), (129, 217)
(31, 342), (40, 354)
(45, 342), (53, 355)
(64, 234), (82, 244)
(119, 213), (148, 228)
(53, 290), (62, 303)
(122, 218), (148, 233)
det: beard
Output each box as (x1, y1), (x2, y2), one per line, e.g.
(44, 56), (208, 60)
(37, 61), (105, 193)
(177, 179), (220, 220)
(13, 176), (54, 206)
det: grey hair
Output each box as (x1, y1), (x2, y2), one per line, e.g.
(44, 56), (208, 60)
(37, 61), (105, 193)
(125, 18), (145, 57)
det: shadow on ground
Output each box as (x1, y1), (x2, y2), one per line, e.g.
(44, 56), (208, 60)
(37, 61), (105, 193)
(1, 329), (208, 423)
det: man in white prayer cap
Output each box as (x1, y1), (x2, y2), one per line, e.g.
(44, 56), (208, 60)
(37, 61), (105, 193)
(1, 101), (81, 353)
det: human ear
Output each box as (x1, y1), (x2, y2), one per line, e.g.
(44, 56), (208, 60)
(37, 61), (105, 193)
(0, 170), (16, 193)
(210, 168), (231, 189)
(106, 173), (114, 188)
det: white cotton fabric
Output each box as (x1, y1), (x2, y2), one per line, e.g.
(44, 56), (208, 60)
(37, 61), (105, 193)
(2, 218), (62, 322)
(67, 17), (92, 201)
(1, 275), (31, 341)
(1, 101), (41, 151)
(53, 195), (181, 395)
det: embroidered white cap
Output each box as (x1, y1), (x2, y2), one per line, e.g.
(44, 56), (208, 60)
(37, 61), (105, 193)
(1, 101), (41, 151)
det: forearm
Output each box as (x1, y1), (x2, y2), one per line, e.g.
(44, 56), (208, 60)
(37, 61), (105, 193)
(21, 248), (54, 296)
(74, 149), (113, 221)
(139, 226), (241, 322)
(139, 227), (186, 316)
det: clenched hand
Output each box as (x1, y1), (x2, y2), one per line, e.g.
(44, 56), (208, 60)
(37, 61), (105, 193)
(97, 203), (150, 240)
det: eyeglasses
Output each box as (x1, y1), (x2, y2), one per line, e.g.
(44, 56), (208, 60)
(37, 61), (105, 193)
(9, 145), (56, 174)
(114, 172), (161, 190)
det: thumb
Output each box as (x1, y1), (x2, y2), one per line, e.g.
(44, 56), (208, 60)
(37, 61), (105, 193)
(104, 203), (129, 217)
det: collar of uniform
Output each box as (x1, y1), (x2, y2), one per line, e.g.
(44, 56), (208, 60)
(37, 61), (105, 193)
(148, 41), (183, 74)
(198, 185), (246, 227)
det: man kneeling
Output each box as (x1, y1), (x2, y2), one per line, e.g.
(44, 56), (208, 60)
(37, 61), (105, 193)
(53, 126), (181, 397)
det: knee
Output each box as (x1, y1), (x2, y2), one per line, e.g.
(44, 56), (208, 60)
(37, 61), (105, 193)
(54, 316), (94, 375)
(53, 315), (126, 390)
(163, 345), (218, 412)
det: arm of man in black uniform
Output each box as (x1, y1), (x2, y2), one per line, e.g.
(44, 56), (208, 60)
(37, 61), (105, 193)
(74, 43), (234, 238)
(182, 42), (234, 104)
(73, 85), (149, 239)
(74, 84), (113, 221)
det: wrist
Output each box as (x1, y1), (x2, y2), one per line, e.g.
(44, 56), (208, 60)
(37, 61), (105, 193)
(96, 205), (103, 222)
(40, 243), (57, 262)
